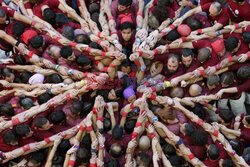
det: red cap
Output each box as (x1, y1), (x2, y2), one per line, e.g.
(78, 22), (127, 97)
(211, 39), (225, 53)
(177, 24), (191, 37)
(20, 30), (38, 44)
(119, 13), (133, 24)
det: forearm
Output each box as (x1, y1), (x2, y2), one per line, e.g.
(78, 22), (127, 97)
(136, 0), (144, 28)
(13, 12), (33, 25)
(199, 23), (223, 34)
(63, 154), (70, 167)
(45, 148), (57, 167)
(0, 30), (18, 46)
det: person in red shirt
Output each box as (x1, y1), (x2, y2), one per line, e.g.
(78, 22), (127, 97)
(42, 44), (61, 65)
(181, 48), (201, 73)
(224, 34), (249, 56)
(14, 124), (36, 146)
(118, 21), (136, 52)
(228, 0), (250, 23)
(0, 129), (19, 152)
(32, 116), (55, 141)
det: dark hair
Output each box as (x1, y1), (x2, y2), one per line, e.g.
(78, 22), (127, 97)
(19, 95), (34, 110)
(182, 48), (193, 57)
(80, 134), (92, 150)
(120, 21), (134, 31)
(70, 100), (84, 115)
(55, 13), (69, 26)
(30, 36), (43, 49)
(57, 139), (71, 154)
(212, 2), (222, 12)
(2, 68), (13, 78)
(96, 90), (109, 102)
(191, 130), (208, 146)
(62, 26), (74, 41)
(106, 159), (120, 167)
(162, 143), (175, 156)
(222, 159), (236, 167)
(186, 17), (203, 31)
(52, 155), (64, 166)
(50, 110), (66, 125)
(88, 3), (100, 14)
(245, 114), (250, 124)
(46, 73), (63, 83)
(89, 42), (102, 50)
(35, 116), (49, 128)
(12, 22), (25, 38)
(237, 66), (250, 80)
(220, 72), (234, 85)
(243, 32), (250, 44)
(104, 118), (112, 131)
(37, 92), (54, 105)
(30, 150), (46, 165)
(20, 71), (32, 83)
(124, 119), (136, 134)
(3, 129), (18, 144)
(225, 36), (239, 52)
(219, 109), (234, 124)
(207, 74), (220, 86)
(0, 103), (14, 117)
(112, 125), (123, 140)
(165, 30), (180, 41)
(13, 54), (27, 65)
(192, 104), (206, 120)
(60, 46), (73, 59)
(91, 12), (99, 23)
(168, 53), (180, 62)
(75, 34), (91, 44)
(82, 101), (93, 116)
(0, 8), (6, 18)
(15, 124), (31, 137)
(76, 148), (91, 163)
(43, 8), (56, 25)
(110, 143), (123, 158)
(136, 152), (152, 167)
(169, 155), (183, 167)
(198, 48), (211, 63)
(153, 5), (170, 23)
(208, 144), (220, 160)
(118, 0), (132, 6)
(229, 139), (242, 155)
(76, 55), (91, 67)
(184, 123), (195, 136)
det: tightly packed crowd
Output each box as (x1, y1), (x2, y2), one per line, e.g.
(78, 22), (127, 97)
(0, 0), (249, 166)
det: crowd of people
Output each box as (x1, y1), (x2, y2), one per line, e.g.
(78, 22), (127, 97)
(0, 0), (249, 166)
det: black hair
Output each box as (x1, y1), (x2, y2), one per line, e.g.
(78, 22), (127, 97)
(19, 95), (34, 110)
(20, 71), (32, 83)
(208, 144), (220, 160)
(88, 3), (100, 14)
(222, 159), (236, 167)
(91, 12), (99, 23)
(46, 73), (63, 83)
(220, 72), (234, 85)
(118, 0), (132, 6)
(62, 26), (74, 41)
(89, 42), (102, 50)
(192, 104), (206, 120)
(124, 119), (136, 134)
(112, 125), (123, 140)
(245, 114), (250, 124)
(162, 143), (175, 156)
(106, 159), (120, 167)
(43, 8), (56, 25)
(37, 92), (54, 105)
(82, 101), (93, 117)
(110, 143), (123, 158)
(236, 66), (250, 80)
(30, 150), (46, 165)
(52, 155), (64, 166)
(76, 55), (91, 67)
(136, 152), (152, 167)
(186, 17), (203, 31)
(169, 155), (183, 167)
(30, 36), (44, 49)
(243, 32), (250, 44)
(3, 129), (18, 144)
(184, 123), (195, 136)
(75, 34), (91, 44)
(225, 36), (240, 52)
(120, 21), (134, 31)
(207, 74), (220, 86)
(191, 130), (208, 146)
(12, 22), (25, 38)
(152, 5), (170, 23)
(104, 118), (112, 131)
(0, 103), (14, 117)
(113, 88), (123, 98)
(80, 134), (92, 150)
(60, 46), (73, 59)
(35, 116), (49, 128)
(229, 139), (241, 155)
(182, 48), (193, 57)
(50, 110), (66, 125)
(198, 48), (211, 63)
(57, 139), (71, 154)
(70, 100), (84, 115)
(13, 54), (27, 65)
(76, 148), (91, 163)
(55, 13), (69, 26)
(219, 109), (234, 124)
(15, 124), (31, 137)
(2, 68), (13, 78)
(0, 8), (6, 18)
(165, 30), (180, 41)
(96, 89), (109, 102)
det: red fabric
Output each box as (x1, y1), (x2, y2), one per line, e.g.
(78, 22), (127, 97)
(228, 0), (250, 23)
(119, 13), (133, 24)
(32, 1), (48, 19)
(20, 30), (38, 45)
(192, 40), (211, 49)
(202, 52), (220, 69)
(0, 6), (15, 30)
(211, 39), (225, 53)
(237, 78), (250, 93)
(177, 24), (191, 36)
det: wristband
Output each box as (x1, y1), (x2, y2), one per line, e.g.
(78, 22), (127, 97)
(22, 144), (30, 152)
(97, 117), (104, 122)
(177, 138), (183, 146)
(12, 118), (20, 126)
(68, 160), (75, 166)
(153, 49), (159, 55)
(31, 21), (37, 27)
(55, 37), (61, 42)
(197, 118), (203, 125)
(28, 51), (34, 58)
(188, 1), (192, 7)
(103, 67), (108, 73)
(108, 15), (114, 21)
(84, 72), (89, 78)
(145, 121), (150, 128)
(152, 116), (158, 123)
(169, 25), (176, 30)
(136, 26), (141, 32)
(113, 39), (119, 45)
(49, 100), (54, 108)
(109, 63), (115, 68)
(87, 126), (93, 132)
(99, 143), (105, 150)
(230, 150), (236, 156)
(15, 41), (20, 47)
(131, 132), (138, 140)
(140, 66), (146, 71)
(122, 112), (128, 117)
(80, 80), (85, 86)
(91, 148), (97, 153)
(55, 64), (59, 70)
(46, 88), (52, 94)
(212, 130), (218, 137)
(0, 152), (6, 160)
(234, 24), (241, 29)
(98, 32), (101, 38)
(216, 30), (222, 36)
(181, 37), (187, 42)
(137, 11), (143, 17)
(136, 122), (142, 127)
(149, 94), (156, 100)
(196, 29), (202, 34)
(151, 87), (157, 92)
(130, 103), (135, 109)
(60, 132), (67, 138)
(92, 107), (97, 115)
(70, 42), (77, 47)
(97, 39), (102, 45)
(149, 132), (156, 139)
(134, 61), (140, 66)
(87, 31), (93, 36)
(110, 29), (117, 34)
(101, 52), (106, 57)
(199, 70), (206, 77)
(79, 125), (85, 132)
(164, 81), (171, 87)
(136, 51), (143, 56)
(84, 47), (91, 52)
(188, 153), (195, 160)
(167, 45), (171, 50)
(66, 93), (71, 101)
(214, 64), (221, 70)
(228, 56), (233, 62)
(161, 32), (167, 36)
(44, 137), (51, 143)
(203, 102), (208, 107)
(247, 52), (250, 58)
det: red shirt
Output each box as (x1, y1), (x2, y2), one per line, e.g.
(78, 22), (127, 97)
(192, 40), (211, 49)
(228, 0), (250, 23)
(237, 78), (250, 93)
(242, 26), (250, 33)
(0, 6), (15, 30)
(104, 132), (131, 152)
(0, 130), (19, 152)
(238, 114), (250, 145)
(56, 21), (81, 33)
(150, 0), (176, 18)
(201, 3), (229, 26)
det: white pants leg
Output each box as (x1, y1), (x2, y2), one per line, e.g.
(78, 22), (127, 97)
(229, 92), (246, 116)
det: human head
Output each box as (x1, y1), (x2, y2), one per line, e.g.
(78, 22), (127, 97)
(77, 55), (91, 70)
(19, 71), (32, 83)
(189, 84), (202, 97)
(229, 139), (241, 155)
(46, 73), (63, 83)
(150, 61), (163, 76)
(30, 35), (44, 49)
(57, 139), (71, 154)
(88, 3), (100, 14)
(13, 54), (27, 65)
(121, 59), (132, 74)
(220, 72), (234, 87)
(148, 15), (160, 30)
(207, 144), (220, 160)
(209, 2), (222, 17)
(55, 13), (69, 26)
(186, 17), (203, 31)
(82, 101), (93, 116)
(177, 24), (191, 36)
(180, 123), (195, 136)
(50, 110), (66, 125)
(136, 152), (152, 167)
(63, 26), (74, 41)
(198, 48), (211, 63)
(104, 118), (111, 131)
(15, 124), (33, 138)
(138, 136), (151, 151)
(37, 92), (54, 105)
(158, 0), (174, 6)
(12, 22), (25, 38)
(76, 148), (91, 164)
(60, 46), (75, 61)
(192, 104), (206, 120)
(124, 119), (136, 134)
(152, 5), (170, 23)
(28, 150), (46, 167)
(110, 143), (123, 158)
(169, 155), (183, 167)
(2, 68), (15, 83)
(211, 39), (226, 56)
(169, 87), (184, 98)
(106, 159), (120, 167)
(70, 100), (84, 116)
(3, 129), (18, 146)
(207, 74), (220, 90)
(219, 159), (236, 167)
(19, 95), (34, 110)
(225, 36), (240, 53)
(181, 48), (193, 68)
(243, 32), (250, 44)
(48, 45), (61, 60)
(35, 116), (52, 130)
(74, 34), (91, 44)
(43, 8), (56, 25)
(0, 103), (14, 117)
(118, 0), (132, 12)
(243, 114), (250, 126)
(89, 42), (102, 50)
(112, 125), (123, 140)
(80, 134), (91, 150)
(108, 88), (123, 101)
(165, 30), (180, 43)
(157, 106), (176, 124)
(120, 22), (133, 42)
(166, 54), (180, 75)
(191, 130), (208, 146)
(0, 8), (7, 24)
(236, 66), (250, 80)
(162, 143), (175, 156)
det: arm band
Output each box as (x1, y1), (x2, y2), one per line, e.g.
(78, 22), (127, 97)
(216, 30), (222, 36)
(12, 118), (20, 126)
(197, 118), (203, 125)
(101, 52), (106, 57)
(79, 125), (85, 132)
(212, 130), (219, 137)
(188, 153), (195, 160)
(49, 100), (54, 108)
(149, 132), (156, 139)
(161, 32), (166, 36)
(22, 144), (30, 152)
(44, 137), (51, 143)
(153, 49), (159, 55)
(122, 112), (128, 117)
(108, 16), (114, 21)
(97, 117), (104, 122)
(55, 64), (59, 70)
(151, 87), (157, 92)
(98, 32), (101, 38)
(68, 160), (75, 166)
(131, 132), (138, 140)
(199, 70), (206, 77)
(130, 103), (135, 109)
(136, 51), (143, 56)
(228, 56), (233, 62)
(28, 51), (34, 58)
(55, 37), (61, 41)
(135, 122), (142, 127)
(196, 29), (202, 34)
(84, 72), (89, 78)
(137, 11), (143, 17)
(66, 93), (71, 101)
(234, 24), (241, 29)
(87, 126), (93, 132)
(177, 139), (183, 145)
(70, 42), (77, 47)
(181, 37), (187, 42)
(149, 94), (156, 100)
(145, 121), (150, 128)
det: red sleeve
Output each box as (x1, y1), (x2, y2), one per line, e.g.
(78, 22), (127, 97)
(152, 53), (169, 62)
(192, 40), (211, 49)
(201, 3), (211, 13)
(236, 79), (250, 93)
(216, 8), (229, 26)
(24, 2), (32, 9)
(69, 22), (81, 29)
(48, 0), (60, 8)
(228, 62), (250, 71)
(1, 6), (15, 17)
(42, 35), (60, 46)
(242, 26), (250, 33)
